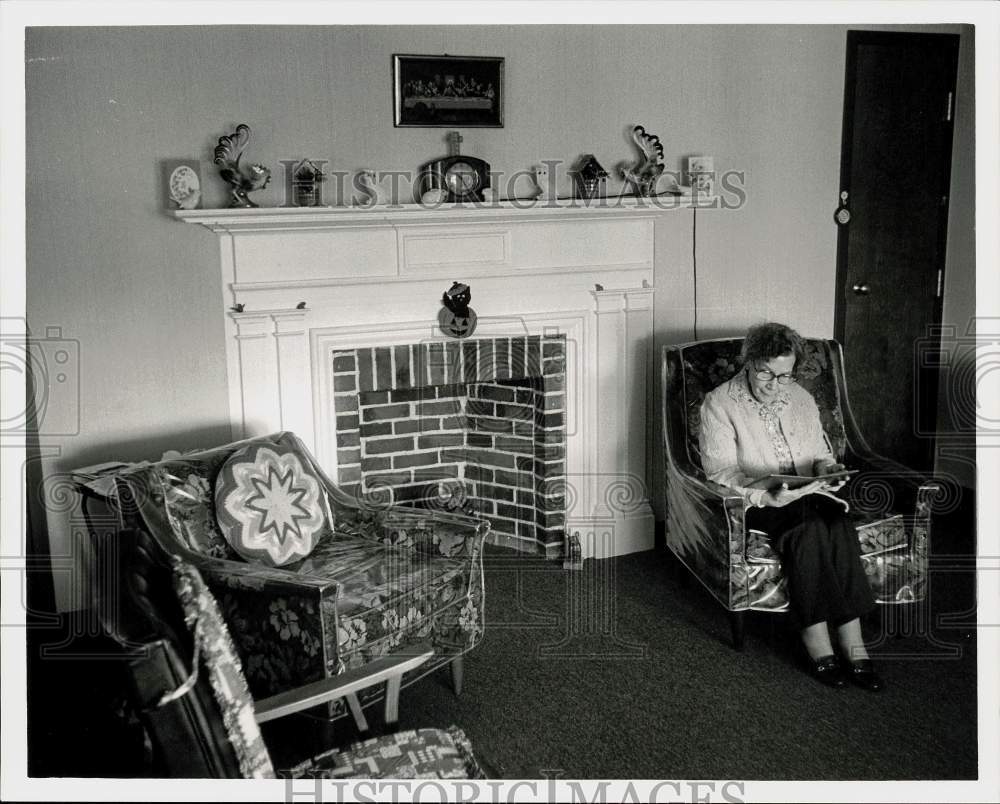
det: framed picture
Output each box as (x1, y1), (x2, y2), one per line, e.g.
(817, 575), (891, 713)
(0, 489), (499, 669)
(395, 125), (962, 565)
(393, 54), (504, 127)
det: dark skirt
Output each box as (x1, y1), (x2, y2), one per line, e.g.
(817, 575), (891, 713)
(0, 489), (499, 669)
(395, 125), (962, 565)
(745, 494), (876, 630)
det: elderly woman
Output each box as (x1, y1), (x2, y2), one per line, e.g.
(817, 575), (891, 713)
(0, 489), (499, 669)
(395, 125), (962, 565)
(699, 322), (882, 691)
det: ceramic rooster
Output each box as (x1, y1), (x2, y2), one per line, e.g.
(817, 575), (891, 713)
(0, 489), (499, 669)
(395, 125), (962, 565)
(214, 124), (271, 208)
(621, 125), (665, 197)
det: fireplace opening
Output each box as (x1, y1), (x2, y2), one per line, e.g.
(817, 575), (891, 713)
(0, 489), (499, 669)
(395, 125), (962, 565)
(331, 335), (566, 556)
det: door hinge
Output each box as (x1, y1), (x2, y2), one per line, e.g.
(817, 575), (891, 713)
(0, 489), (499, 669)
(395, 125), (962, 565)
(945, 91), (954, 122)
(936, 269), (943, 298)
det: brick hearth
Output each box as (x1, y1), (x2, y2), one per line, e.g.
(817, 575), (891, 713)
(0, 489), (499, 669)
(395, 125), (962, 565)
(331, 334), (567, 555)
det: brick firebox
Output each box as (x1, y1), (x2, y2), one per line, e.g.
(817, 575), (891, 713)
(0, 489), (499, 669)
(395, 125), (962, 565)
(331, 334), (567, 556)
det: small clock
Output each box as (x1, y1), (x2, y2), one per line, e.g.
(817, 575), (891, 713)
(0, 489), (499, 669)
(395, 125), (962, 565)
(421, 155), (491, 202)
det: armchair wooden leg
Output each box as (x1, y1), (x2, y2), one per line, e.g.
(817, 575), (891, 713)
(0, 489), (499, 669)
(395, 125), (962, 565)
(729, 611), (746, 651)
(450, 656), (464, 696)
(345, 692), (369, 733)
(384, 675), (401, 725)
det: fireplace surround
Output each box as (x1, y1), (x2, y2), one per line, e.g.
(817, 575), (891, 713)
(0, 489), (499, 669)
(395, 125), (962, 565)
(178, 200), (673, 559)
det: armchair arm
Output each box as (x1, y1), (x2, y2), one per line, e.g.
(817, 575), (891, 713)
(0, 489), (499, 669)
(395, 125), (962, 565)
(665, 462), (752, 611)
(665, 461), (749, 564)
(329, 491), (490, 563)
(194, 557), (342, 693)
(255, 645), (434, 727)
(197, 555), (338, 596)
(844, 449), (941, 520)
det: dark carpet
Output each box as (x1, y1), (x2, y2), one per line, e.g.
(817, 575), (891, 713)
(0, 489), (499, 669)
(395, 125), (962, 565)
(387, 509), (979, 781)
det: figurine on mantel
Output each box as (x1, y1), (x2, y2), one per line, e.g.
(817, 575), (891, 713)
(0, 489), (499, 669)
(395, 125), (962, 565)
(620, 125), (665, 197)
(572, 154), (608, 200)
(213, 124), (271, 208)
(531, 163), (554, 201)
(291, 159), (326, 207)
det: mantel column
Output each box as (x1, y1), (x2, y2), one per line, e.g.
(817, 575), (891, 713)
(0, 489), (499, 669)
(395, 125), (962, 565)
(228, 308), (310, 441)
(582, 286), (656, 559)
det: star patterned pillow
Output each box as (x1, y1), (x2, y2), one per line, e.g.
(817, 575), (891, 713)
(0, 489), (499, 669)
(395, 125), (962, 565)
(215, 443), (331, 567)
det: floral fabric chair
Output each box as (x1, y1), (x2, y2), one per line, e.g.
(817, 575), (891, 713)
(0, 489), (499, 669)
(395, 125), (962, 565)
(125, 557), (485, 778)
(111, 431), (489, 713)
(661, 338), (937, 648)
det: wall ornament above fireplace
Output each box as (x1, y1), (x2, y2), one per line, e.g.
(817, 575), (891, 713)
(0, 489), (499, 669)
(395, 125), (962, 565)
(439, 281), (478, 338)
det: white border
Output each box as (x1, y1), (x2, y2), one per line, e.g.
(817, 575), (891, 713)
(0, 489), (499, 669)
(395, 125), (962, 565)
(3, 2), (998, 803)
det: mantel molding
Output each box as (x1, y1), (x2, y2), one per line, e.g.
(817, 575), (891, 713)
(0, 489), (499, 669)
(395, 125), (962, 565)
(174, 195), (713, 234)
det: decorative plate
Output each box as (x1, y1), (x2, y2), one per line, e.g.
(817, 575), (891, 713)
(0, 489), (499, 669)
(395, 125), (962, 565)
(169, 164), (202, 210)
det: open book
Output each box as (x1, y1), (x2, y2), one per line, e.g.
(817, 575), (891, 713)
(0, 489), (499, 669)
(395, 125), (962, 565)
(746, 469), (858, 491)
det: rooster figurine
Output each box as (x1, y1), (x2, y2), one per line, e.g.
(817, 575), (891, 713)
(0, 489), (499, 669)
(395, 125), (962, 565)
(214, 124), (271, 208)
(621, 125), (665, 197)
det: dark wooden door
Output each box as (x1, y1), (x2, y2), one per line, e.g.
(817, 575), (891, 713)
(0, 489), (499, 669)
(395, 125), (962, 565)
(835, 31), (959, 472)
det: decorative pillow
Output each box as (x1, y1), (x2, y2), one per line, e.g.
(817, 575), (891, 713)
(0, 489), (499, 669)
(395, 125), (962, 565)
(215, 443), (330, 567)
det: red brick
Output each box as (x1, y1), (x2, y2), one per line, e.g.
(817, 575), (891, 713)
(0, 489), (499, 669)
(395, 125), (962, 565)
(418, 433), (465, 449)
(365, 436), (415, 455)
(393, 452), (441, 469)
(363, 403), (411, 422)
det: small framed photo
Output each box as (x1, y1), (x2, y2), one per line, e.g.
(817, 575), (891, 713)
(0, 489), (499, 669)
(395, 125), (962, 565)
(162, 159), (202, 210)
(393, 54), (504, 128)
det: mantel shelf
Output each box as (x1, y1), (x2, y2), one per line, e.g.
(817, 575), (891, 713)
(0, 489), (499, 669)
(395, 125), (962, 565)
(174, 195), (715, 233)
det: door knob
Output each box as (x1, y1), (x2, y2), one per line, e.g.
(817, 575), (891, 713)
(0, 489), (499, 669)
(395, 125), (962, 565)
(852, 282), (870, 295)
(834, 190), (851, 225)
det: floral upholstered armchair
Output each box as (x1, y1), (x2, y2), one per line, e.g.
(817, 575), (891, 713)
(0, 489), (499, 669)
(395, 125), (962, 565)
(124, 556), (485, 778)
(661, 338), (937, 649)
(107, 431), (489, 715)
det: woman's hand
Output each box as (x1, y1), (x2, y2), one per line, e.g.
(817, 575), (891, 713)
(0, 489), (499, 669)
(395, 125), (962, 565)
(761, 480), (826, 507)
(813, 459), (850, 492)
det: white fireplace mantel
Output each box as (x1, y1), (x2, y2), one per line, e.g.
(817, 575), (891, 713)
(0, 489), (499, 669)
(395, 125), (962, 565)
(177, 201), (678, 559)
(174, 195), (707, 232)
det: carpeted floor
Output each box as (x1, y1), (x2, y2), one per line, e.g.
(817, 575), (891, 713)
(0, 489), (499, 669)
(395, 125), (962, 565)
(385, 509), (979, 781)
(27, 507), (978, 781)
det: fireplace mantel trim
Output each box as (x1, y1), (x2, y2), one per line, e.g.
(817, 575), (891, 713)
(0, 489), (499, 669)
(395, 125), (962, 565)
(175, 196), (708, 233)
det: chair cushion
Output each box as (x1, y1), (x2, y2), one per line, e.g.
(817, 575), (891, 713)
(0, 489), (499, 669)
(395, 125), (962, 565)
(288, 726), (485, 779)
(215, 443), (332, 567)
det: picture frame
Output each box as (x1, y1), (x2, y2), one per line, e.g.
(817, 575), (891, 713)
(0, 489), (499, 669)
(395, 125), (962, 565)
(393, 54), (504, 128)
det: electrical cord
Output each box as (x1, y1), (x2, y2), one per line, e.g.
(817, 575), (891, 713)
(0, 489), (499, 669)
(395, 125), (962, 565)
(692, 206), (698, 341)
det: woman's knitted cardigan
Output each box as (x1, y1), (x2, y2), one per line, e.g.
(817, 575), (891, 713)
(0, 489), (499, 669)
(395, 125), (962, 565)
(698, 370), (836, 508)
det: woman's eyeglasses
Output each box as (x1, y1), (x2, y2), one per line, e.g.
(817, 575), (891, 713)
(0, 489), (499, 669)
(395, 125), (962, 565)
(752, 364), (797, 385)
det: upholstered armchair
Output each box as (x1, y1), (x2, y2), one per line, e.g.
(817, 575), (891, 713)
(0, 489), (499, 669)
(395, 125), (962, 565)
(124, 556), (484, 778)
(99, 430), (489, 719)
(661, 338), (937, 649)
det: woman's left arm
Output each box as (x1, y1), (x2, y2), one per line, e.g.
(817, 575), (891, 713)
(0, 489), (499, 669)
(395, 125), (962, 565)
(804, 394), (839, 476)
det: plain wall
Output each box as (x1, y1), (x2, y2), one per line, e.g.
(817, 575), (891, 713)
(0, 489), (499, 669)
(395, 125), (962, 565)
(24, 24), (975, 611)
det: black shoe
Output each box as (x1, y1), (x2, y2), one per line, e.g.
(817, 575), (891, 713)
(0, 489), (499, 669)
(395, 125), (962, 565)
(807, 654), (846, 688)
(846, 659), (884, 692)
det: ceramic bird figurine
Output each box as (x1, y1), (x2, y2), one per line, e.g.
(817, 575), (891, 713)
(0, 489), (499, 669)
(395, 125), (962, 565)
(621, 125), (665, 197)
(214, 124), (271, 208)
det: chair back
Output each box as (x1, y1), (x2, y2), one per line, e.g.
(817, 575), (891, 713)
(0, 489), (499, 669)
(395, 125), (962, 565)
(115, 431), (333, 562)
(662, 337), (848, 476)
(123, 558), (276, 778)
